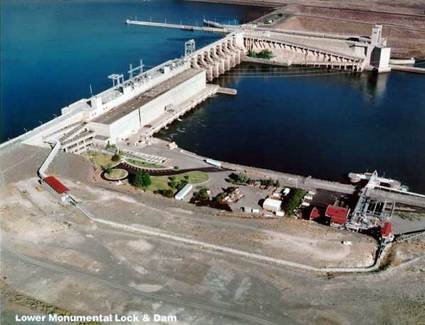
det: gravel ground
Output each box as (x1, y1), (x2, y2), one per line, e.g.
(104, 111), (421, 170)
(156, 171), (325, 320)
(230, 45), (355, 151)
(1, 144), (424, 324)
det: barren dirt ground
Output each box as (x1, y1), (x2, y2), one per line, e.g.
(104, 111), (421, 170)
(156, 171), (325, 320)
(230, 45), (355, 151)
(195, 0), (425, 58)
(1, 144), (425, 324)
(273, 5), (425, 58)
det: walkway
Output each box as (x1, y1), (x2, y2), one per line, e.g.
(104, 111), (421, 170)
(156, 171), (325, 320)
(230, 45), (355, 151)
(117, 161), (227, 176)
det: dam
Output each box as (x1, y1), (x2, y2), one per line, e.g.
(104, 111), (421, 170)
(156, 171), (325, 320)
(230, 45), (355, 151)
(1, 2), (424, 220)
(10, 20), (393, 154)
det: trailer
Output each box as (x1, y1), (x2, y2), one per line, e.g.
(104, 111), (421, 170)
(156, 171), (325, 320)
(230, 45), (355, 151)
(205, 158), (222, 168)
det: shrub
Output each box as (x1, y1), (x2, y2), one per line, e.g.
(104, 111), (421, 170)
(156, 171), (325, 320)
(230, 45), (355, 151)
(228, 172), (250, 184)
(168, 176), (178, 189)
(155, 189), (174, 198)
(131, 171), (151, 188)
(192, 187), (209, 202)
(248, 49), (273, 59)
(213, 192), (227, 202)
(101, 163), (113, 174)
(111, 153), (121, 162)
(258, 178), (280, 188)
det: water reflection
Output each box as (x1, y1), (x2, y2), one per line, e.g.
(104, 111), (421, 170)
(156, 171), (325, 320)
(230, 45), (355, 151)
(363, 72), (389, 103)
(160, 64), (425, 192)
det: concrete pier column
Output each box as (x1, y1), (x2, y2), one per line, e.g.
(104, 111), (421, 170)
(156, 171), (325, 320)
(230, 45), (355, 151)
(234, 33), (245, 50)
(210, 48), (225, 75)
(222, 44), (232, 71)
(219, 45), (231, 71)
(191, 57), (200, 69)
(230, 53), (237, 67)
(235, 50), (241, 65)
(207, 67), (214, 81)
(226, 56), (232, 71)
(226, 40), (239, 67)
(199, 54), (208, 69)
(199, 54), (213, 81)
(216, 49), (227, 74)
(205, 51), (219, 79)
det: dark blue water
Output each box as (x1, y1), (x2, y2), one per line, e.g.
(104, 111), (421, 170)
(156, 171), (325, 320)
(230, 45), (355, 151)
(2, 1), (425, 192)
(0, 0), (262, 140)
(159, 64), (425, 192)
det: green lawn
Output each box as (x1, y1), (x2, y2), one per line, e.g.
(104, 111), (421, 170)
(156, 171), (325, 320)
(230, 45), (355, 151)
(183, 171), (209, 184)
(104, 168), (128, 180)
(146, 171), (209, 193)
(125, 158), (164, 169)
(83, 152), (114, 168)
(148, 176), (171, 192)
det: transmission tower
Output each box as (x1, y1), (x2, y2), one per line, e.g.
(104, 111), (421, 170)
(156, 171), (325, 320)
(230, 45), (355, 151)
(184, 39), (196, 57)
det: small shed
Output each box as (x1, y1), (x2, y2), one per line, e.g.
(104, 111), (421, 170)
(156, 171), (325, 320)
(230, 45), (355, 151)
(309, 207), (321, 220)
(381, 222), (393, 238)
(263, 198), (282, 212)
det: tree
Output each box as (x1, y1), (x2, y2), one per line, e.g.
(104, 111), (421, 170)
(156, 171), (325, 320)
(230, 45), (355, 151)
(285, 189), (306, 216)
(132, 171), (151, 188)
(105, 141), (116, 150)
(111, 152), (121, 162)
(102, 163), (113, 175)
(168, 176), (178, 189)
(228, 172), (250, 184)
(192, 187), (209, 202)
(176, 179), (189, 191)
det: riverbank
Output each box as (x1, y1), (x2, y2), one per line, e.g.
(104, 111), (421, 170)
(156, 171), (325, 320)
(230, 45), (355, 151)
(188, 0), (425, 58)
(159, 64), (425, 193)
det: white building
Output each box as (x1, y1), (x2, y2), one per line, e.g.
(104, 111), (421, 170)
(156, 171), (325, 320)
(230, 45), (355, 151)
(22, 59), (208, 152)
(175, 183), (193, 201)
(88, 68), (206, 144)
(263, 198), (282, 212)
(365, 25), (391, 73)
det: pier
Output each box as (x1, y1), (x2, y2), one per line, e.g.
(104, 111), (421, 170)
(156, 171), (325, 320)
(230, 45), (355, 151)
(390, 65), (425, 74)
(126, 19), (228, 33)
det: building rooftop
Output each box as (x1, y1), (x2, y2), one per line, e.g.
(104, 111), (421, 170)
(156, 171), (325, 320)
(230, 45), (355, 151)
(309, 207), (321, 220)
(44, 176), (69, 194)
(325, 205), (349, 224)
(381, 222), (393, 237)
(92, 68), (202, 125)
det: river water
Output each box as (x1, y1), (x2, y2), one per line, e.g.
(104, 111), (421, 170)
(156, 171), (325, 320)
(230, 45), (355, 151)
(2, 0), (425, 191)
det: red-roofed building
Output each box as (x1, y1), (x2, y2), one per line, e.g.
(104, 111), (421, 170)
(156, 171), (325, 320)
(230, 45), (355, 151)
(309, 207), (321, 220)
(325, 205), (350, 225)
(44, 176), (69, 194)
(381, 222), (393, 238)
(43, 176), (69, 200)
